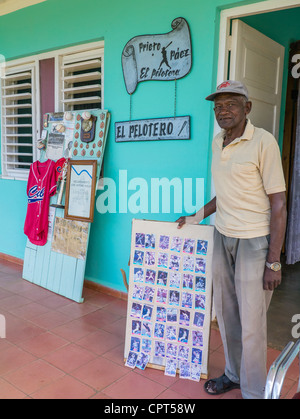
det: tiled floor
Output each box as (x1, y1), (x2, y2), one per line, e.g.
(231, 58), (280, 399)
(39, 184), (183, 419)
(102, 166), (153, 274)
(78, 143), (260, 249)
(0, 259), (298, 399)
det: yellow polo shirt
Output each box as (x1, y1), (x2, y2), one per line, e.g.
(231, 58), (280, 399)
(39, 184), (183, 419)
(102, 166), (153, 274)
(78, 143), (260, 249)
(211, 119), (286, 239)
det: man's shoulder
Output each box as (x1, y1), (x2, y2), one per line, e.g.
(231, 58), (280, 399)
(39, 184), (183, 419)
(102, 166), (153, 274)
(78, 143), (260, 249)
(252, 125), (278, 147)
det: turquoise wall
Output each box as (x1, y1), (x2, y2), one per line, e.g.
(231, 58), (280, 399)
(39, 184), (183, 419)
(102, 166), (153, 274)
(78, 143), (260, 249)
(0, 0), (297, 291)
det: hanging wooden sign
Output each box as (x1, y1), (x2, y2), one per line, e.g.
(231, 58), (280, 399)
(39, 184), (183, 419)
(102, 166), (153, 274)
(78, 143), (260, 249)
(122, 17), (192, 94)
(115, 116), (190, 142)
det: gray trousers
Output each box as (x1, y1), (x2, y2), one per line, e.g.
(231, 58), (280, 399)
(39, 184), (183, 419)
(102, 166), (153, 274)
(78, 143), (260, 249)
(212, 228), (273, 399)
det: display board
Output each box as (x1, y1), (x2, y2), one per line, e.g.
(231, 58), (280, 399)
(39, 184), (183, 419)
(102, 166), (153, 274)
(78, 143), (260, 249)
(124, 219), (214, 380)
(70, 110), (109, 166)
(22, 109), (110, 303)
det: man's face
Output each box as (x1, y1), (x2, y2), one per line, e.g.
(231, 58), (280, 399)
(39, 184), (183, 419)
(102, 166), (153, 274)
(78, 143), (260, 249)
(213, 93), (251, 130)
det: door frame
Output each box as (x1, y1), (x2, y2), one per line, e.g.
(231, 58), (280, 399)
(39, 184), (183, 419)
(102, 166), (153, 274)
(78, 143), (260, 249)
(217, 0), (300, 85)
(210, 0), (300, 203)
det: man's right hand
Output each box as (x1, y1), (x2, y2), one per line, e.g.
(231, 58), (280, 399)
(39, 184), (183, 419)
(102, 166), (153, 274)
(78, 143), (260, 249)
(176, 214), (201, 229)
(176, 216), (186, 229)
(176, 198), (216, 230)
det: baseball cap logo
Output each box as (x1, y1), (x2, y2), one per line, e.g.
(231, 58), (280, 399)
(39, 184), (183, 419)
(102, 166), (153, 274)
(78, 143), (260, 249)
(218, 81), (231, 90)
(206, 80), (249, 101)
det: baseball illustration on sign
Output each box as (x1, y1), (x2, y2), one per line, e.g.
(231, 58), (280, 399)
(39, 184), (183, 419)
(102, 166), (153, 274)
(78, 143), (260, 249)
(122, 17), (192, 94)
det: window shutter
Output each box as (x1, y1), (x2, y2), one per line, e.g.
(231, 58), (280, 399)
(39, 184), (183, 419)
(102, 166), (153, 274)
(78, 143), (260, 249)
(60, 47), (103, 111)
(0, 42), (104, 180)
(1, 63), (37, 178)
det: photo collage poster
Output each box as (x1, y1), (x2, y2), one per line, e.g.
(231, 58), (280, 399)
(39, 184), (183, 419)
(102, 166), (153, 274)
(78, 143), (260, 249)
(124, 219), (214, 381)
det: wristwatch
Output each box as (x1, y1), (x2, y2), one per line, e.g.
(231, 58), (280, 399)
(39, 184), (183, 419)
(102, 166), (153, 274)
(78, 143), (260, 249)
(265, 261), (281, 271)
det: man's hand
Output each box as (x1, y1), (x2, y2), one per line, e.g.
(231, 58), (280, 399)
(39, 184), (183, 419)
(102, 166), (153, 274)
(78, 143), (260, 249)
(263, 267), (282, 291)
(263, 191), (286, 291)
(176, 197), (216, 230)
(176, 214), (201, 229)
(176, 216), (187, 229)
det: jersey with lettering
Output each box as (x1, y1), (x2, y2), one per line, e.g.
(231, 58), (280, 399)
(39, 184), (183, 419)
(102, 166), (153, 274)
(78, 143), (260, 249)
(24, 159), (57, 246)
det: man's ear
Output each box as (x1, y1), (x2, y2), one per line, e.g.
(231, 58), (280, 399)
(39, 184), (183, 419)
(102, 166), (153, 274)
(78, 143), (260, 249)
(246, 101), (252, 115)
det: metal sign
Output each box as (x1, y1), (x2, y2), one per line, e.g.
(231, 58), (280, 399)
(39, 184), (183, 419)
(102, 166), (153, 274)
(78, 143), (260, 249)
(115, 116), (190, 142)
(122, 17), (192, 94)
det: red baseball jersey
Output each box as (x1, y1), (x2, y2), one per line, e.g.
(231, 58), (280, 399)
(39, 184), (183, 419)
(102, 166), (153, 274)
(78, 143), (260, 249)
(24, 159), (57, 246)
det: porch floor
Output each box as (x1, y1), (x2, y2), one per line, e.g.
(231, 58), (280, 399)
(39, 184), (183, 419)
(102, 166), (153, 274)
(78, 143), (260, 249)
(0, 259), (298, 399)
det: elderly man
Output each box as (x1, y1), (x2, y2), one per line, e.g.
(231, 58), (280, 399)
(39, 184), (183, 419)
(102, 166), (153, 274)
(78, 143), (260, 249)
(177, 81), (287, 399)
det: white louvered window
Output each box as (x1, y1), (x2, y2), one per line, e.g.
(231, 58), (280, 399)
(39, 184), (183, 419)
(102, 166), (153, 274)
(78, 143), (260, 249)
(0, 42), (104, 180)
(59, 46), (103, 111)
(1, 62), (38, 179)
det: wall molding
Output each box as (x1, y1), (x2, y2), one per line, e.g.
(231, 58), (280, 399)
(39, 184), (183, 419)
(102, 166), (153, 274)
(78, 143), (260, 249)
(84, 279), (128, 302)
(0, 252), (128, 301)
(0, 252), (23, 265)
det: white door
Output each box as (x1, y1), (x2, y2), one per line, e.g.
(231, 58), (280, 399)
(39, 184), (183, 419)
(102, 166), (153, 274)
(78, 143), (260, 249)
(229, 19), (285, 140)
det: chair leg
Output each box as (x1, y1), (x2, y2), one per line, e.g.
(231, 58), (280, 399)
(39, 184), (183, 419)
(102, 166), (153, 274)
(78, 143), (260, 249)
(264, 341), (294, 399)
(272, 339), (300, 399)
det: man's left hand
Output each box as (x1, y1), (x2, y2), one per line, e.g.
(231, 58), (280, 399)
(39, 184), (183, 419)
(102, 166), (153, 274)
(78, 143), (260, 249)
(263, 267), (281, 291)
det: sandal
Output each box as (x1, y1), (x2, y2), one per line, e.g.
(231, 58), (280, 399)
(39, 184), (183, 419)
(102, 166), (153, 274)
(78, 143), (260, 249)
(204, 373), (240, 395)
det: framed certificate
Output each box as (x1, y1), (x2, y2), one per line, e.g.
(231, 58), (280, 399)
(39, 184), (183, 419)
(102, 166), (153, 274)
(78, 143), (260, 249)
(64, 160), (97, 223)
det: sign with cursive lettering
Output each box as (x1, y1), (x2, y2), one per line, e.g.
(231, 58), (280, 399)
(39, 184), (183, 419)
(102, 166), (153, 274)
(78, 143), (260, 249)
(122, 17), (192, 94)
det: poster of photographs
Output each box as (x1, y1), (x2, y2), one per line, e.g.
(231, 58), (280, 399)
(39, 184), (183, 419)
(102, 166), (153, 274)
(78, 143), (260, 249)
(124, 219), (214, 380)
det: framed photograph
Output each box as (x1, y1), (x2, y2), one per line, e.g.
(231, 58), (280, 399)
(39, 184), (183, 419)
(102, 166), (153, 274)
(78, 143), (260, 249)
(64, 159), (97, 223)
